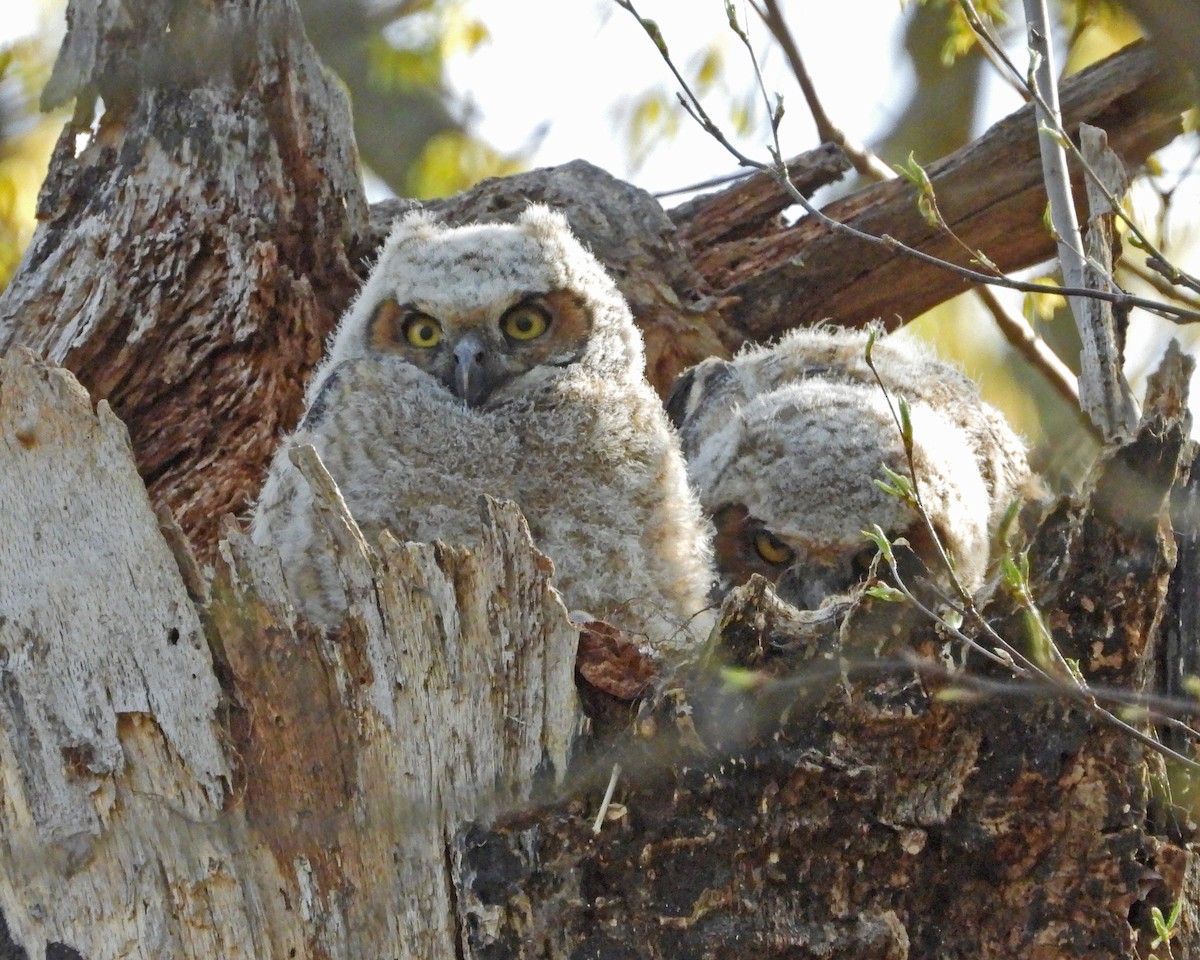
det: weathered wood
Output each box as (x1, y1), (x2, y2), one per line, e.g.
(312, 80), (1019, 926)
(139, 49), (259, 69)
(442, 355), (1199, 960)
(0, 0), (367, 563)
(0, 349), (579, 959)
(1075, 123), (1139, 441)
(675, 42), (1187, 338)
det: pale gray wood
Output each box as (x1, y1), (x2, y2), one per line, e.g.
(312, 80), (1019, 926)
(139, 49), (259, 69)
(0, 350), (579, 958)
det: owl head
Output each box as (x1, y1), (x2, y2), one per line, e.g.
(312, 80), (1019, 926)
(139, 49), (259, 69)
(315, 205), (643, 408)
(669, 327), (1029, 609)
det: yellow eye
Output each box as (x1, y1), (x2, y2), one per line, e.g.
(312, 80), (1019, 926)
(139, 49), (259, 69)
(753, 530), (794, 566)
(501, 304), (549, 341)
(403, 314), (442, 348)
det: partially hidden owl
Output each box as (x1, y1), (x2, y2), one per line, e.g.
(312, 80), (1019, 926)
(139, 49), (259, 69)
(251, 205), (714, 652)
(666, 326), (1031, 609)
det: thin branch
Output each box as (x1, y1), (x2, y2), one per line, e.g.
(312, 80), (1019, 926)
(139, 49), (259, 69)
(652, 168), (754, 199)
(959, 0), (1200, 305)
(1022, 0), (1093, 321)
(1119, 259), (1200, 314)
(752, 0), (895, 181)
(612, 0), (1200, 324)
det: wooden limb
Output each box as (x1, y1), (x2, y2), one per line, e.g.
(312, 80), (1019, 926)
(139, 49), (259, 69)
(673, 42), (1188, 338)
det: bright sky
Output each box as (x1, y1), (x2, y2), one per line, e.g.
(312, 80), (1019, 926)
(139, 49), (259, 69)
(447, 0), (950, 195)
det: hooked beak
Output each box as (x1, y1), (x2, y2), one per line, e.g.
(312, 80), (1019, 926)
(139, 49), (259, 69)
(450, 332), (491, 407)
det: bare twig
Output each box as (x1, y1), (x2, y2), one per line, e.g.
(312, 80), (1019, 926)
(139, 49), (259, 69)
(1024, 0), (1139, 440)
(751, 0), (895, 181)
(612, 0), (1200, 324)
(592, 763), (622, 834)
(1120, 259), (1200, 312)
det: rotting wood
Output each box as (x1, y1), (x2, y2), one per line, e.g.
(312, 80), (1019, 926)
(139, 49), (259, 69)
(0, 0), (367, 564)
(0, 349), (579, 959)
(442, 351), (1200, 960)
(1075, 123), (1139, 442)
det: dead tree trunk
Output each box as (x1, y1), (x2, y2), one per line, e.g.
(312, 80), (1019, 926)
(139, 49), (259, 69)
(0, 1), (1197, 958)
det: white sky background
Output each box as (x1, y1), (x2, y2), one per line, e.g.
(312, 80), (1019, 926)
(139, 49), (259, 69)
(442, 0), (936, 196)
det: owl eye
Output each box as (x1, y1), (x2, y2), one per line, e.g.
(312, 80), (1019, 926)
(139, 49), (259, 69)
(403, 313), (443, 348)
(753, 530), (794, 566)
(501, 303), (550, 341)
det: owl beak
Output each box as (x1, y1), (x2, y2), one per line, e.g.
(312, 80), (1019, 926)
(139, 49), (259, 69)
(451, 333), (492, 407)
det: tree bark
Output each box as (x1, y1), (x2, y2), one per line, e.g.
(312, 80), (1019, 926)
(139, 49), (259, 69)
(0, 346), (577, 959)
(0, 0), (367, 564)
(0, 2), (1197, 958)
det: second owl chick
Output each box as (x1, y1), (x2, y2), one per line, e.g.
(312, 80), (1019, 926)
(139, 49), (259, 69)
(252, 205), (714, 652)
(667, 326), (1031, 609)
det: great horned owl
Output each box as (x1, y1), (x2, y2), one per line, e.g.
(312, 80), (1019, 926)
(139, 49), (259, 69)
(251, 205), (714, 651)
(667, 326), (1030, 609)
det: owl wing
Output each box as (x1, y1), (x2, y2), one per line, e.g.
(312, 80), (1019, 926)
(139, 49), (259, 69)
(298, 363), (349, 431)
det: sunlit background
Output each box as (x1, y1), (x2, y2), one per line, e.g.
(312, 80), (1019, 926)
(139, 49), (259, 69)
(2, 0), (1198, 482)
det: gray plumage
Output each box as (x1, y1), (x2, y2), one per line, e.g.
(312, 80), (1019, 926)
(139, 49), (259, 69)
(252, 205), (714, 651)
(667, 326), (1031, 608)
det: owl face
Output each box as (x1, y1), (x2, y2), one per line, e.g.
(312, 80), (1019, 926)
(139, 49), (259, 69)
(364, 288), (593, 407)
(710, 501), (935, 609)
(317, 205), (641, 411)
(669, 330), (1009, 609)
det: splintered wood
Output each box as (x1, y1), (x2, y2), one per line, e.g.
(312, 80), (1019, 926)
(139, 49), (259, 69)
(0, 349), (578, 959)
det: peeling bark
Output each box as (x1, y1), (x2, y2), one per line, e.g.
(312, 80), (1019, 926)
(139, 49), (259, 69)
(0, 0), (367, 563)
(0, 349), (577, 959)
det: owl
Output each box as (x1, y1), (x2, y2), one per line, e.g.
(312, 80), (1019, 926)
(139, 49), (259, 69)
(666, 326), (1031, 609)
(251, 205), (714, 652)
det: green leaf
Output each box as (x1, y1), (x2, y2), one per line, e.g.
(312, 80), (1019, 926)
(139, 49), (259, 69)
(1001, 555), (1025, 592)
(898, 396), (913, 447)
(865, 584), (907, 603)
(876, 464), (915, 502)
(724, 0), (747, 39)
(894, 152), (939, 227)
(642, 18), (669, 56)
(862, 525), (894, 564)
(970, 249), (1000, 273)
(720, 666), (765, 691)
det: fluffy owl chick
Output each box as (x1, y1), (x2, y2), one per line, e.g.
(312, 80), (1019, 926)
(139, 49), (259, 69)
(667, 326), (1030, 609)
(252, 205), (713, 651)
